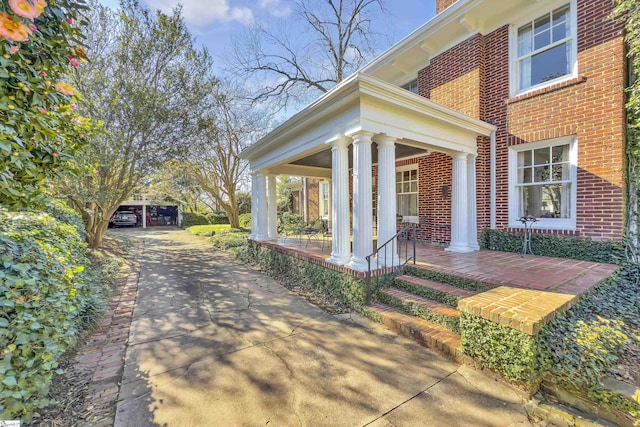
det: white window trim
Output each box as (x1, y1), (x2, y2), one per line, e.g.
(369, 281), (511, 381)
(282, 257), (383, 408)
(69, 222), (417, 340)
(396, 164), (419, 223)
(508, 0), (578, 97)
(508, 137), (578, 230)
(318, 180), (330, 220)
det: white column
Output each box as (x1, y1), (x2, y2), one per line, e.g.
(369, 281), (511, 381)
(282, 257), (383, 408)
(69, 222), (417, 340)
(142, 204), (147, 229)
(255, 172), (269, 241)
(349, 131), (374, 271)
(377, 135), (399, 266)
(328, 137), (351, 265)
(467, 154), (479, 250)
(267, 174), (278, 239)
(447, 152), (473, 253)
(250, 172), (258, 240)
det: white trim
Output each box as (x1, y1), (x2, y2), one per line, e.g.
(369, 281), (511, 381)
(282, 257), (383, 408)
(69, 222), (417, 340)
(508, 0), (578, 97)
(508, 137), (578, 230)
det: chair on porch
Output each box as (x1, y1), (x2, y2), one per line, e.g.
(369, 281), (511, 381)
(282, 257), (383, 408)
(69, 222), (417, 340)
(279, 216), (305, 243)
(321, 219), (332, 251)
(300, 217), (324, 247)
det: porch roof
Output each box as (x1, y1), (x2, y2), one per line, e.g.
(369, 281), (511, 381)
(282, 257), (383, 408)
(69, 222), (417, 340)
(240, 74), (496, 177)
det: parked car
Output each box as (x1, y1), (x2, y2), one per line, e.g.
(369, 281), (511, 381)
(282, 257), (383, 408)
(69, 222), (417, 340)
(111, 210), (137, 227)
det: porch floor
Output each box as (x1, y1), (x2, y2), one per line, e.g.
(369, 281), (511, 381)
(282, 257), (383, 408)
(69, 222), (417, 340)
(273, 236), (619, 296)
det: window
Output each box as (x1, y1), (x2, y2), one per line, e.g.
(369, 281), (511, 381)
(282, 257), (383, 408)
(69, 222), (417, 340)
(319, 181), (330, 219)
(401, 79), (418, 94)
(512, 2), (576, 94)
(396, 166), (418, 219)
(509, 138), (577, 229)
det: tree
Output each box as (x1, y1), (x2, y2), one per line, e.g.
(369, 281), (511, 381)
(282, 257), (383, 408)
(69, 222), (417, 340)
(0, 0), (91, 209)
(613, 0), (640, 262)
(60, 0), (218, 247)
(230, 0), (384, 108)
(187, 85), (262, 228)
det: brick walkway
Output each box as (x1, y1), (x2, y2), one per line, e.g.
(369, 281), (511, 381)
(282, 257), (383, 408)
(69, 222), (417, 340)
(74, 248), (141, 427)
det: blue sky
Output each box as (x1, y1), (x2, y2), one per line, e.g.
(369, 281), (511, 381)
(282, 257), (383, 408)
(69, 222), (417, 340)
(97, 0), (437, 72)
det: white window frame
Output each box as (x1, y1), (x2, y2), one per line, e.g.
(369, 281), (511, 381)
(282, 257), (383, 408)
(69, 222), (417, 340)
(318, 180), (330, 220)
(396, 164), (419, 223)
(509, 0), (578, 97)
(401, 78), (419, 94)
(508, 137), (578, 230)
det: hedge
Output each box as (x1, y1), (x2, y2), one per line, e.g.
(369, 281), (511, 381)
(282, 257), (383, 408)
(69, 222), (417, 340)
(181, 212), (211, 228)
(480, 229), (624, 264)
(0, 208), (90, 418)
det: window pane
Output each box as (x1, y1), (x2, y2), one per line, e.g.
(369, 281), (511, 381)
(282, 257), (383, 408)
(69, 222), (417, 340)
(552, 164), (569, 181)
(519, 57), (532, 90)
(396, 183), (401, 193)
(551, 144), (569, 162)
(410, 182), (417, 192)
(520, 183), (570, 218)
(534, 29), (551, 50)
(534, 14), (551, 34)
(396, 172), (401, 181)
(518, 150), (532, 167)
(552, 22), (567, 41)
(534, 165), (549, 182)
(534, 148), (549, 165)
(518, 25), (532, 56)
(403, 182), (410, 193)
(553, 5), (570, 27)
(409, 194), (418, 216)
(530, 43), (570, 86)
(521, 167), (532, 183)
(410, 169), (417, 180)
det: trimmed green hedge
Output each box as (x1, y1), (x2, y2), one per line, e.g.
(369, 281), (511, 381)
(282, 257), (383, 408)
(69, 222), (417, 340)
(239, 213), (251, 229)
(207, 213), (230, 225)
(237, 241), (367, 310)
(181, 212), (210, 228)
(0, 208), (90, 418)
(480, 229), (624, 264)
(460, 312), (539, 386)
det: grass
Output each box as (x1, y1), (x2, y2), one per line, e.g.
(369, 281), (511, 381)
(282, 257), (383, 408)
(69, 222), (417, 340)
(186, 224), (232, 235)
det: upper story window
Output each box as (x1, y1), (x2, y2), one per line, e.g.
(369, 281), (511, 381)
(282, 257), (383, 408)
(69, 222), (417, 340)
(401, 79), (419, 94)
(511, 2), (576, 94)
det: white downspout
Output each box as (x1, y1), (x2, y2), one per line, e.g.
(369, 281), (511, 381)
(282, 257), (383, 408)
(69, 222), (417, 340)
(490, 130), (497, 229)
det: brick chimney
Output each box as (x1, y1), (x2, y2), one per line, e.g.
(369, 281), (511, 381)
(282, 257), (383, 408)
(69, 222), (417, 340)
(436, 0), (459, 14)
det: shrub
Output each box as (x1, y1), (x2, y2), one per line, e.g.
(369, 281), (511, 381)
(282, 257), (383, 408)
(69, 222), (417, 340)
(538, 265), (640, 419)
(207, 213), (229, 225)
(43, 199), (86, 239)
(0, 209), (90, 418)
(480, 229), (624, 264)
(239, 213), (252, 229)
(209, 230), (249, 250)
(181, 212), (210, 228)
(77, 255), (123, 331)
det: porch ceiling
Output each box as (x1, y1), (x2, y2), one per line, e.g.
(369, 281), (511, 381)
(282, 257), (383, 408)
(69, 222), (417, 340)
(290, 143), (428, 170)
(240, 73), (496, 175)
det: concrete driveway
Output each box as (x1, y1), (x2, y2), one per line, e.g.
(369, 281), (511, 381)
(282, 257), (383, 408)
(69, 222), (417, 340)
(113, 229), (534, 426)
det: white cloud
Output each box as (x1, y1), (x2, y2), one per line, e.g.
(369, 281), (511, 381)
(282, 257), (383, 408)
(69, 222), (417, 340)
(257, 0), (291, 18)
(145, 0), (255, 26)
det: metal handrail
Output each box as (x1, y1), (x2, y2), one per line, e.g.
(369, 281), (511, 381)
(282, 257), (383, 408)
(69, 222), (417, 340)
(365, 224), (417, 304)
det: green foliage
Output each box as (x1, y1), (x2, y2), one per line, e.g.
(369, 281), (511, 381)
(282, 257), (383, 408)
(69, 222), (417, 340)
(238, 241), (367, 310)
(393, 277), (460, 307)
(207, 213), (229, 225)
(280, 212), (304, 228)
(0, 208), (89, 418)
(460, 312), (539, 384)
(378, 291), (460, 333)
(238, 213), (251, 229)
(42, 199), (86, 238)
(480, 229), (623, 264)
(77, 254), (122, 331)
(0, 0), (93, 209)
(538, 265), (640, 417)
(403, 266), (489, 292)
(182, 212), (211, 228)
(208, 228), (249, 250)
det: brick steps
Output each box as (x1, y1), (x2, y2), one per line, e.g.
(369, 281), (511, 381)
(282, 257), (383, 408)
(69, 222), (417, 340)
(394, 274), (479, 306)
(378, 287), (461, 333)
(366, 302), (462, 360)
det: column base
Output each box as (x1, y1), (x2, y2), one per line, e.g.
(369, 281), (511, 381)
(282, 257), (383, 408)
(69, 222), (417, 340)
(327, 254), (351, 265)
(445, 244), (476, 253)
(255, 234), (270, 242)
(347, 257), (369, 272)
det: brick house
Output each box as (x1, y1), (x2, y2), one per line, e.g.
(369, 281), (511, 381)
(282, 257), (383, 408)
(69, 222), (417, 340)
(241, 0), (626, 271)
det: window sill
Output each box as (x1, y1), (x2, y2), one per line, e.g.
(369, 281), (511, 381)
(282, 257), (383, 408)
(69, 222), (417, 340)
(507, 76), (587, 105)
(508, 221), (576, 232)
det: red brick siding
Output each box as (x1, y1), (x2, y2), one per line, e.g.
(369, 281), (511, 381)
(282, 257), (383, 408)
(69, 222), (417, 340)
(436, 0), (458, 14)
(306, 179), (320, 220)
(418, 0), (626, 242)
